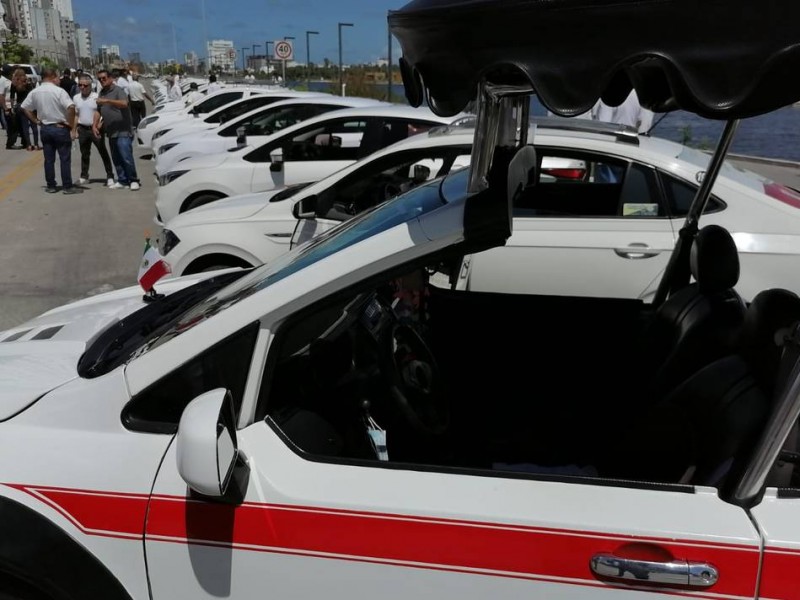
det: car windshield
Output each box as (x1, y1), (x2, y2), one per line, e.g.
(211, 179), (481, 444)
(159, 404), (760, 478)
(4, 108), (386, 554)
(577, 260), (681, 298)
(143, 169), (463, 352)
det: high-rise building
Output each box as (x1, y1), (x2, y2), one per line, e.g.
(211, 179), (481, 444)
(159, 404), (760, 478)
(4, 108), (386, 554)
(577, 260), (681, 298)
(207, 39), (235, 72)
(9, 0), (35, 38)
(184, 50), (198, 68)
(75, 25), (91, 60)
(30, 6), (60, 40)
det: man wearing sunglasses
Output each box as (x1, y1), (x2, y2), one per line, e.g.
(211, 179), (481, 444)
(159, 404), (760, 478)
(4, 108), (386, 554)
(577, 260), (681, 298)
(72, 74), (114, 187)
(93, 69), (140, 191)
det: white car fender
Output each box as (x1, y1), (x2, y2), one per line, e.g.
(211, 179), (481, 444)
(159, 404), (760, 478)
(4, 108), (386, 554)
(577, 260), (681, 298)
(169, 241), (260, 277)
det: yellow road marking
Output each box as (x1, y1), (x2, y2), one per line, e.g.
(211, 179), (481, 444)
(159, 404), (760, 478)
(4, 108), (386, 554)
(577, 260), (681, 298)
(0, 153), (44, 202)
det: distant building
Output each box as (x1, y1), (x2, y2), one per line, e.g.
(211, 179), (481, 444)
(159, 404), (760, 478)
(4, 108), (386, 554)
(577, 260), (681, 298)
(184, 50), (198, 68)
(129, 51), (141, 63)
(207, 39), (235, 72)
(75, 26), (91, 60)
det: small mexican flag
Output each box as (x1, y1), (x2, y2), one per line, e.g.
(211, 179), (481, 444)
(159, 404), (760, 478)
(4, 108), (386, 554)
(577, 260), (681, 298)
(138, 238), (171, 292)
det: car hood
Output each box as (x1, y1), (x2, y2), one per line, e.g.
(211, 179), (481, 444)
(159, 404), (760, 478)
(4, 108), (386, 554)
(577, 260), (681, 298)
(168, 190), (282, 227)
(168, 151), (230, 172)
(0, 273), (217, 419)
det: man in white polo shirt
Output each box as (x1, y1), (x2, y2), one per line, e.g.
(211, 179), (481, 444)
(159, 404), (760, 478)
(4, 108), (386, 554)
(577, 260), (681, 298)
(21, 67), (79, 194)
(72, 74), (114, 186)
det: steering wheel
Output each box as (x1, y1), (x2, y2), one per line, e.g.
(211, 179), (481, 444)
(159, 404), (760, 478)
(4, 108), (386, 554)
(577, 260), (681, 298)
(379, 314), (449, 437)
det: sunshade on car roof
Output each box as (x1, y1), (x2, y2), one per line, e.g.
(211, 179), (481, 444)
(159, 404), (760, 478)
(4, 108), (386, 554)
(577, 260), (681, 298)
(388, 0), (800, 119)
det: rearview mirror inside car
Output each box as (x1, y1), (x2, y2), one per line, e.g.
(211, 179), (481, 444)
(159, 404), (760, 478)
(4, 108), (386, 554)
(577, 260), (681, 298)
(413, 164), (432, 183)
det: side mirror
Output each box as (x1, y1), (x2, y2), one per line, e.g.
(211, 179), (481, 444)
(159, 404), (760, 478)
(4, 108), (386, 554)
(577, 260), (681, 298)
(176, 388), (239, 498)
(412, 164), (431, 183)
(236, 126), (247, 149)
(270, 147), (284, 172)
(292, 194), (318, 218)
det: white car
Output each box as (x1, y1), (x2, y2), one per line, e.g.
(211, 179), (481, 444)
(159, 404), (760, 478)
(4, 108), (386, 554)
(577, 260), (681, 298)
(154, 104), (464, 224)
(149, 91), (333, 155)
(159, 119), (800, 303)
(137, 87), (270, 151)
(154, 96), (385, 174)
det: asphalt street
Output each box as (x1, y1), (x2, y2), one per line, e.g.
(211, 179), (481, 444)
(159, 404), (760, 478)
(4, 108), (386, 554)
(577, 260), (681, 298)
(0, 140), (158, 330)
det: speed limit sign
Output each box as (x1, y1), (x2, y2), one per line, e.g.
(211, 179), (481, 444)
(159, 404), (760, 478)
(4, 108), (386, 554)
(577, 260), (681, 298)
(274, 40), (294, 61)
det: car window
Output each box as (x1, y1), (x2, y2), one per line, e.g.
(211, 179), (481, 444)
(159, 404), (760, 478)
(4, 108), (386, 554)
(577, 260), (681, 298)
(660, 173), (725, 216)
(514, 149), (664, 217)
(358, 119), (437, 158)
(194, 91), (242, 114)
(204, 95), (285, 124)
(122, 323), (259, 434)
(314, 146), (471, 220)
(220, 104), (341, 137)
(244, 117), (374, 164)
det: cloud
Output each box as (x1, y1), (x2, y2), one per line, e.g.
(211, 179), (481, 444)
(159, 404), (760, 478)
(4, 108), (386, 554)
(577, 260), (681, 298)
(124, 16), (137, 25)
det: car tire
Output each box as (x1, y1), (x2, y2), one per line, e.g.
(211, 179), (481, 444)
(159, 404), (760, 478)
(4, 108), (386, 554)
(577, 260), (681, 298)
(182, 193), (226, 213)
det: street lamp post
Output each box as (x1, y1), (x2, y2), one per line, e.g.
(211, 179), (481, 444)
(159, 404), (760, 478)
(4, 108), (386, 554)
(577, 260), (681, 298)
(282, 36), (295, 84)
(338, 22), (353, 96)
(252, 43), (261, 76)
(240, 47), (249, 76)
(305, 30), (318, 91)
(265, 40), (273, 81)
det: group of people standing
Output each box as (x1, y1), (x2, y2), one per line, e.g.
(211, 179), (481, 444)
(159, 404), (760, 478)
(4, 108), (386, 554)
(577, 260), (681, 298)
(1, 66), (152, 194)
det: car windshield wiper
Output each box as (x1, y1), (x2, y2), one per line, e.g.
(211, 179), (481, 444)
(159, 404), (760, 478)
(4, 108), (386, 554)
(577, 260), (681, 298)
(78, 271), (246, 378)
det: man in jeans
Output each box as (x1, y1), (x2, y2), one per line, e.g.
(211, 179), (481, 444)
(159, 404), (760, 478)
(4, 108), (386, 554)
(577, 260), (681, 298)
(94, 69), (140, 191)
(72, 74), (114, 186)
(20, 68), (79, 194)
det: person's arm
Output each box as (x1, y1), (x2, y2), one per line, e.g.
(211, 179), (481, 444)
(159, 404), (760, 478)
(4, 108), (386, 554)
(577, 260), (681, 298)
(97, 89), (128, 109)
(92, 110), (102, 137)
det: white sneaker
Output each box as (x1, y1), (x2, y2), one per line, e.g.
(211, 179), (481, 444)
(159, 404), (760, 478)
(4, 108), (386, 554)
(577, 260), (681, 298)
(106, 178), (115, 187)
(130, 182), (141, 191)
(78, 177), (89, 185)
(108, 182), (125, 190)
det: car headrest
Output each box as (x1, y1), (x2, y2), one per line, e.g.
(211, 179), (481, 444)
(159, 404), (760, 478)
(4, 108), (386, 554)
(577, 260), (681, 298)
(690, 225), (740, 293)
(739, 288), (800, 394)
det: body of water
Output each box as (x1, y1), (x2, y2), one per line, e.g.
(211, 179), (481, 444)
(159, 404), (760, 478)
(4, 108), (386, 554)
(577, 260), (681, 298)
(303, 80), (800, 163)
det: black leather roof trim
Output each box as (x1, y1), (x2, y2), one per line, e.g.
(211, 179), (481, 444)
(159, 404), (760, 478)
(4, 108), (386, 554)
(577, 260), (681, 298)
(388, 0), (800, 119)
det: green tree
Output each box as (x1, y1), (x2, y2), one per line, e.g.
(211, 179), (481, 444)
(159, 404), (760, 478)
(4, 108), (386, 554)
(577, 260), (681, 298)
(1, 33), (34, 64)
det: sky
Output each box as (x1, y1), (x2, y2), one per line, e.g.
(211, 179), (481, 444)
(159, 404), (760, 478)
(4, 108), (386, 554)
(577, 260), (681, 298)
(74, 0), (407, 65)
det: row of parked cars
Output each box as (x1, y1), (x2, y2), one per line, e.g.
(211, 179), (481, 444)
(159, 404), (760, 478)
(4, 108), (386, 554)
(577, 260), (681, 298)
(141, 77), (800, 304)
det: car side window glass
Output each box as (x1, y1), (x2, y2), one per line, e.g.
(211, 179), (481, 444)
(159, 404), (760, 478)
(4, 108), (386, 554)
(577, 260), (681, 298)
(122, 323), (259, 434)
(314, 147), (468, 220)
(358, 119), (436, 158)
(514, 150), (629, 217)
(661, 173), (724, 216)
(197, 92), (242, 113)
(206, 96), (280, 124)
(284, 118), (370, 162)
(618, 163), (664, 217)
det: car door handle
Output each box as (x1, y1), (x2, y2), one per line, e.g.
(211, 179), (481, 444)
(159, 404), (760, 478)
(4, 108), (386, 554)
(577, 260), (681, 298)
(590, 554), (718, 588)
(614, 243), (660, 259)
(264, 233), (293, 238)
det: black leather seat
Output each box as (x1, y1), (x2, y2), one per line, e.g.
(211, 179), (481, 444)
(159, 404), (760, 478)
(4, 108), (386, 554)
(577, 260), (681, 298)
(620, 288), (800, 488)
(645, 225), (747, 397)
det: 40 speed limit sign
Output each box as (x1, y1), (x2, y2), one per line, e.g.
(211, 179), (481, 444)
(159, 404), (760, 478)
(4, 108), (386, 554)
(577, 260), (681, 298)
(274, 40), (294, 61)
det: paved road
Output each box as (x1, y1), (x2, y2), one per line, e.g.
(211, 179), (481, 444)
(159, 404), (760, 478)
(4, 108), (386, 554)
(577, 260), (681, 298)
(0, 142), (157, 329)
(0, 134), (799, 331)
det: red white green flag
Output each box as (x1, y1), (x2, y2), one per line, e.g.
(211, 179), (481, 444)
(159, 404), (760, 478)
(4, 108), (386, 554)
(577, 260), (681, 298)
(138, 238), (171, 292)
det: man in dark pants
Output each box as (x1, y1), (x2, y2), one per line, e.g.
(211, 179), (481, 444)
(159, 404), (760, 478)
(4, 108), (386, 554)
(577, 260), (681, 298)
(94, 69), (140, 191)
(72, 74), (114, 186)
(20, 68), (79, 194)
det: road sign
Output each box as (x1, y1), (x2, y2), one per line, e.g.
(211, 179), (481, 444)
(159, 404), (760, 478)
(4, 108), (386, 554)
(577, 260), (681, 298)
(274, 40), (294, 61)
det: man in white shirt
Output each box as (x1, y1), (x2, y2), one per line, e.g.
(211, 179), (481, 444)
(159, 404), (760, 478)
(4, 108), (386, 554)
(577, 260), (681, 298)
(167, 75), (183, 102)
(594, 89), (654, 134)
(207, 74), (221, 94)
(0, 72), (12, 147)
(113, 68), (130, 96)
(127, 74), (154, 128)
(72, 74), (115, 186)
(183, 82), (204, 107)
(21, 67), (79, 194)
